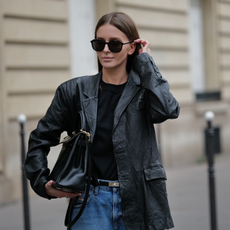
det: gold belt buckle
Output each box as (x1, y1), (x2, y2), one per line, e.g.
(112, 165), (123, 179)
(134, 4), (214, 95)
(108, 182), (120, 187)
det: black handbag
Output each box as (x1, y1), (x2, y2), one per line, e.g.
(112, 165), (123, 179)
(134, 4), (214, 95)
(48, 111), (92, 229)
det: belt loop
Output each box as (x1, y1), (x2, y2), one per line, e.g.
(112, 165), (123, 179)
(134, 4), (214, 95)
(94, 186), (99, 195)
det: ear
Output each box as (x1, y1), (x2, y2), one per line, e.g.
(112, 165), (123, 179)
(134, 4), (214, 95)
(128, 43), (136, 55)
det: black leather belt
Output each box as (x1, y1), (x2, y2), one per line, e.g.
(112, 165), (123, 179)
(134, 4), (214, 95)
(97, 181), (120, 187)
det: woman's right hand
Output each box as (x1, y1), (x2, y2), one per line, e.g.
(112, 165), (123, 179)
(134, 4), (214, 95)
(45, 180), (81, 198)
(134, 39), (151, 55)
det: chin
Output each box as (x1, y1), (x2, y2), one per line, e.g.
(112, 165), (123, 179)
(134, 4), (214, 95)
(101, 63), (116, 69)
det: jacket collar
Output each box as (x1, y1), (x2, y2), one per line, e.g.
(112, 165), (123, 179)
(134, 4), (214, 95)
(83, 72), (101, 98)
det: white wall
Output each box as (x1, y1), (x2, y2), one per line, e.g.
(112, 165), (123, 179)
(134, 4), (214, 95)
(68, 0), (98, 77)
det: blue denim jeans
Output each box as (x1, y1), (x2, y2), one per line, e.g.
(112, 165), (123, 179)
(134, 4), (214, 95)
(70, 180), (127, 230)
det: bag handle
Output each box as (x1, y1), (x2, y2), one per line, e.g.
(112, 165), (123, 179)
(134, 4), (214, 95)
(64, 111), (92, 229)
(78, 110), (86, 131)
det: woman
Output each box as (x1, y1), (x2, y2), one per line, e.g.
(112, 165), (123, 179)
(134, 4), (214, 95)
(25, 12), (180, 230)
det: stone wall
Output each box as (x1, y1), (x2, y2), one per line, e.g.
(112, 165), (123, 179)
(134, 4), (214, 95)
(0, 0), (71, 204)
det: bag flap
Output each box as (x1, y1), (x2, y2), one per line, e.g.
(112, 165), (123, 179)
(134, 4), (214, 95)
(60, 133), (78, 145)
(144, 165), (167, 181)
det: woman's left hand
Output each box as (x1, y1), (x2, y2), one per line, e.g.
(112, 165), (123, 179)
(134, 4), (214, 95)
(134, 39), (151, 56)
(45, 180), (81, 199)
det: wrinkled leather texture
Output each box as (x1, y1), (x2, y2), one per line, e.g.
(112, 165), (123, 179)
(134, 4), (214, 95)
(25, 53), (180, 230)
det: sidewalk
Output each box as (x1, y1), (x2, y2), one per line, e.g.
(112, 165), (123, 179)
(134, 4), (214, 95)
(0, 154), (229, 230)
(166, 153), (230, 230)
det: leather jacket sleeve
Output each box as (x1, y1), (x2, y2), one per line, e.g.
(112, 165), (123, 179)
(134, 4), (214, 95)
(24, 84), (71, 199)
(133, 52), (180, 123)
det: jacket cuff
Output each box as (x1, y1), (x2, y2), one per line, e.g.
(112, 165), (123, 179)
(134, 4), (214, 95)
(133, 53), (162, 79)
(134, 52), (151, 65)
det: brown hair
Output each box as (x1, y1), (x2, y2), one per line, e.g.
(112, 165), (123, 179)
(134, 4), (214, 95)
(94, 12), (141, 73)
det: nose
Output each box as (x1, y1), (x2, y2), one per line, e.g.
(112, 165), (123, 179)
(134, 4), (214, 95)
(103, 43), (110, 52)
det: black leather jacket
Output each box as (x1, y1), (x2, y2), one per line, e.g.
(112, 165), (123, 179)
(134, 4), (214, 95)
(25, 53), (179, 230)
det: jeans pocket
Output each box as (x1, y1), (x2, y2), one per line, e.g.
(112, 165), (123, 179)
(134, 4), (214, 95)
(74, 188), (93, 208)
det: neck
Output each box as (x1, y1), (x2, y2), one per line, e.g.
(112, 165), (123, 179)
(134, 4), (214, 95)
(102, 67), (128, 85)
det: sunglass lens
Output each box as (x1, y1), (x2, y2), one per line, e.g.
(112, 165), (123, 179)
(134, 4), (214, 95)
(109, 41), (122, 53)
(91, 40), (105, 52)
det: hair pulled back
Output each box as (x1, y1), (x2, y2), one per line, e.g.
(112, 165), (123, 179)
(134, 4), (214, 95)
(95, 12), (141, 73)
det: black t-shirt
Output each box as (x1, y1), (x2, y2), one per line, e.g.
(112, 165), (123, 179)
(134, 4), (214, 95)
(92, 79), (126, 180)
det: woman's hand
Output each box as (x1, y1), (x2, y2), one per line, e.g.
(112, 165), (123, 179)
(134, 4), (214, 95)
(45, 180), (81, 198)
(134, 39), (151, 56)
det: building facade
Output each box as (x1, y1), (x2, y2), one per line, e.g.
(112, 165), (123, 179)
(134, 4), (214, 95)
(0, 0), (229, 204)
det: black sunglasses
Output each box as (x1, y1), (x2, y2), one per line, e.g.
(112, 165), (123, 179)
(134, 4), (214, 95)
(90, 39), (133, 53)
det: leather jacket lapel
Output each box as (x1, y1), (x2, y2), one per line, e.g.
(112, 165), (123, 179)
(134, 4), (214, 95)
(113, 70), (141, 132)
(82, 72), (101, 142)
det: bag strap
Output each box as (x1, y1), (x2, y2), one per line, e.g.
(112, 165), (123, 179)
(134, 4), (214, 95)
(65, 144), (92, 229)
(64, 111), (92, 229)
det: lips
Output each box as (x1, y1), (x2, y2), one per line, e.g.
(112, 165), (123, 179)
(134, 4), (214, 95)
(102, 57), (113, 61)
